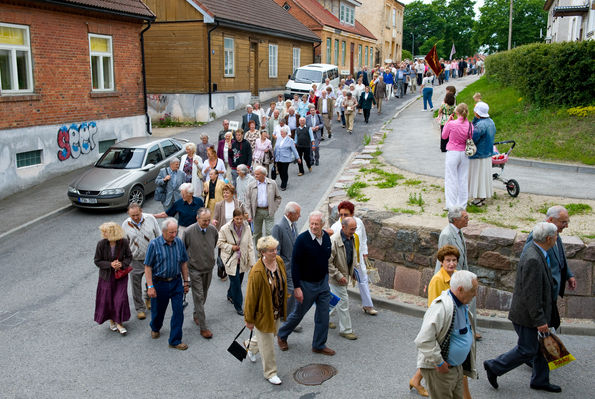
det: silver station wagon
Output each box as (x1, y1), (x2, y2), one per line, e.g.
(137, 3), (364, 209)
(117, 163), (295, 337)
(67, 137), (187, 209)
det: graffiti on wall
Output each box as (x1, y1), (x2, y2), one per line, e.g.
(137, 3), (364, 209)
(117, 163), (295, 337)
(57, 122), (98, 161)
(147, 94), (168, 113)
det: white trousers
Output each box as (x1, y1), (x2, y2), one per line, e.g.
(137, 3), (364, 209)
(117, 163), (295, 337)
(356, 259), (374, 308)
(329, 283), (352, 334)
(385, 84), (393, 100)
(444, 151), (469, 209)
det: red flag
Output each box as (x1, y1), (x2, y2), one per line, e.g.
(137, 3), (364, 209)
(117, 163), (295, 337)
(425, 45), (443, 76)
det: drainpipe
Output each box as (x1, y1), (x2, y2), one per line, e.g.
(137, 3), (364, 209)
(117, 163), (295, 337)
(207, 21), (220, 110)
(313, 41), (321, 63)
(140, 21), (152, 134)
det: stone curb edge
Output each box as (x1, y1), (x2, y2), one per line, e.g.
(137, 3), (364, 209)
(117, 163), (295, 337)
(0, 204), (73, 241)
(507, 157), (595, 174)
(347, 287), (595, 337)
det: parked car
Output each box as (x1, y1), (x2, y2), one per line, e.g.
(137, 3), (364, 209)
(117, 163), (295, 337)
(67, 137), (187, 209)
(284, 63), (339, 99)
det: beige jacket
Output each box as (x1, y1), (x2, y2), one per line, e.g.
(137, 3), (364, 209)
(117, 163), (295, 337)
(217, 220), (254, 275)
(328, 231), (359, 284)
(414, 290), (477, 379)
(244, 177), (282, 219)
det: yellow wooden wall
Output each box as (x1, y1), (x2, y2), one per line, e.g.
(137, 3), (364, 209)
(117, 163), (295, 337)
(143, 0), (202, 22)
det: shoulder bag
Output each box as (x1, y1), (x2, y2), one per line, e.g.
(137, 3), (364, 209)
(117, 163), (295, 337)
(113, 242), (133, 279)
(227, 325), (253, 362)
(154, 168), (170, 202)
(464, 121), (477, 157)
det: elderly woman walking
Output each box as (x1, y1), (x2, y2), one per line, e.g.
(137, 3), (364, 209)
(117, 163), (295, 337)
(442, 103), (473, 210)
(253, 130), (273, 174)
(244, 236), (288, 385)
(94, 222), (133, 335)
(468, 102), (496, 207)
(153, 182), (204, 240)
(180, 142), (203, 195)
(203, 169), (225, 214)
(273, 126), (301, 191)
(217, 208), (255, 315)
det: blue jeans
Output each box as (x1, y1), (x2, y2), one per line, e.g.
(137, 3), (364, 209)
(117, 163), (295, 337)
(445, 70), (450, 81)
(227, 263), (244, 312)
(396, 79), (405, 97)
(278, 275), (331, 350)
(485, 323), (550, 386)
(423, 87), (434, 110)
(150, 278), (184, 346)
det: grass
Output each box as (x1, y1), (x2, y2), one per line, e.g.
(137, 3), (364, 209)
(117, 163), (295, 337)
(363, 134), (371, 146)
(537, 202), (592, 216)
(387, 207), (417, 215)
(371, 149), (383, 157)
(407, 192), (425, 211)
(346, 181), (369, 202)
(457, 77), (595, 165)
(359, 167), (405, 188)
(480, 217), (518, 230)
(378, 132), (388, 145)
(582, 234), (595, 239)
(403, 178), (422, 186)
(466, 203), (488, 213)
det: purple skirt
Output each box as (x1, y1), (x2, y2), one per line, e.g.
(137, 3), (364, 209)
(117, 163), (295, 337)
(94, 272), (131, 325)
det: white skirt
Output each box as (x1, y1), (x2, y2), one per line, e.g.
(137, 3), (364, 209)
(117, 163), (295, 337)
(468, 157), (493, 199)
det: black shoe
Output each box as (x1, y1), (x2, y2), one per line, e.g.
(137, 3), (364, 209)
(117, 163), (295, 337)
(236, 309), (244, 316)
(315, 160), (319, 166)
(328, 134), (331, 138)
(530, 384), (561, 393)
(525, 360), (534, 368)
(320, 137), (325, 141)
(484, 361), (498, 389)
(227, 296), (234, 305)
(182, 299), (188, 309)
(280, 187), (286, 191)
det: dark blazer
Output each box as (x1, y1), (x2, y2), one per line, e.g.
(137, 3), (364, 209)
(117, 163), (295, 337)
(94, 238), (133, 281)
(524, 232), (573, 298)
(508, 243), (557, 328)
(358, 92), (376, 109)
(271, 216), (298, 280)
(305, 112), (323, 132)
(356, 70), (369, 86)
(155, 167), (185, 209)
(242, 113), (260, 131)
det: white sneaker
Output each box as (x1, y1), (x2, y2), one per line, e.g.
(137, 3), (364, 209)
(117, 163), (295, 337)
(267, 375), (282, 385)
(247, 350), (257, 363)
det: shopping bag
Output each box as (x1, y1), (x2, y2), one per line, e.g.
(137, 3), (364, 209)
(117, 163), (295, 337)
(539, 329), (576, 371)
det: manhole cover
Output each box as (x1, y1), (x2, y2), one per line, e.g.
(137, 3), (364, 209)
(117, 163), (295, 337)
(293, 363), (337, 386)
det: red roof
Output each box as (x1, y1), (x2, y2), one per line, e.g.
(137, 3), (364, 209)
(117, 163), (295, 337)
(38, 0), (155, 19)
(292, 0), (376, 40)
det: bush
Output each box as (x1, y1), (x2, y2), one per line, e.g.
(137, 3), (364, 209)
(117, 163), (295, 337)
(485, 41), (595, 107)
(402, 49), (413, 61)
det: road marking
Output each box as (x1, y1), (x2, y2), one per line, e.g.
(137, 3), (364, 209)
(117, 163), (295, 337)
(0, 204), (73, 241)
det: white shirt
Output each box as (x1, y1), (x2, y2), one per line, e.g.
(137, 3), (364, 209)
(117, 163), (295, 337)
(256, 180), (268, 208)
(286, 114), (297, 130)
(321, 98), (328, 114)
(308, 229), (323, 245)
(273, 124), (290, 139)
(224, 200), (235, 223)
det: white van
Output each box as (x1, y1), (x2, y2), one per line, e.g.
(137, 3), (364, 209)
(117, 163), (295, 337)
(284, 63), (339, 99)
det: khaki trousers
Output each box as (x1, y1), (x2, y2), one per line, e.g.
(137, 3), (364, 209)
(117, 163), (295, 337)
(245, 319), (280, 379)
(189, 269), (212, 330)
(420, 365), (463, 399)
(376, 97), (383, 113)
(345, 112), (355, 132)
(329, 282), (352, 333)
(321, 113), (332, 137)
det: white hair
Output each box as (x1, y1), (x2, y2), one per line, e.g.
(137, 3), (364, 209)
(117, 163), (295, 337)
(237, 164), (250, 175)
(246, 104), (253, 110)
(185, 142), (196, 152)
(450, 270), (477, 292)
(161, 217), (178, 231)
(532, 222), (558, 243)
(200, 133), (209, 139)
(546, 205), (567, 219)
(179, 182), (193, 193)
(169, 158), (180, 165)
(254, 165), (268, 176)
(309, 210), (324, 224)
(284, 201), (301, 215)
(448, 207), (466, 223)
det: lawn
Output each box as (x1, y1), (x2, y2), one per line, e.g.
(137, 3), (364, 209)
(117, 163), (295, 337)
(456, 77), (595, 165)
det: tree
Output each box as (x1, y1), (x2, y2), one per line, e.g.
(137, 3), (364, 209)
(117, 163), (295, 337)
(474, 0), (547, 53)
(402, 49), (413, 60)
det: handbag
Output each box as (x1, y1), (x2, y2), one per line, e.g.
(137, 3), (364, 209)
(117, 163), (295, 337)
(154, 168), (170, 202)
(227, 326), (253, 362)
(464, 122), (477, 157)
(113, 245), (133, 279)
(538, 328), (575, 370)
(365, 258), (380, 284)
(216, 254), (227, 279)
(270, 163), (277, 180)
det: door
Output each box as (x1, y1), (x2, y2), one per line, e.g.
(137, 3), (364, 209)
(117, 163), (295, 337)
(249, 41), (259, 96)
(350, 43), (355, 76)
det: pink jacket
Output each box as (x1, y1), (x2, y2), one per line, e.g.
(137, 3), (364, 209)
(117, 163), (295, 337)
(442, 116), (473, 151)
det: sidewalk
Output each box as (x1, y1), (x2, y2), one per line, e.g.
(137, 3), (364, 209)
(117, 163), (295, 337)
(382, 75), (595, 199)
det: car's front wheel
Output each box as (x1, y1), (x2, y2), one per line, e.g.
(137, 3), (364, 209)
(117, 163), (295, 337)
(128, 185), (145, 206)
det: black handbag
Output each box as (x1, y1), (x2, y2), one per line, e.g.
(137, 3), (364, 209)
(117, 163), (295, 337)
(227, 326), (253, 362)
(216, 255), (226, 279)
(270, 163), (277, 180)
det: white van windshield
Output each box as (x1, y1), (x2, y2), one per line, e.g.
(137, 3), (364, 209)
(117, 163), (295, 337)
(292, 69), (323, 84)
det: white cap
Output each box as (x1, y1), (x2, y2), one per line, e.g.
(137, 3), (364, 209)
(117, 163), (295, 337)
(474, 101), (489, 118)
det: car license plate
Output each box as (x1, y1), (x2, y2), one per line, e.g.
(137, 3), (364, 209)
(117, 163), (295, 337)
(79, 197), (98, 204)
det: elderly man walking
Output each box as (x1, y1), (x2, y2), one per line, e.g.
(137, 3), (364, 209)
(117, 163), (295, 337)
(295, 117), (314, 176)
(328, 217), (359, 340)
(122, 203), (161, 320)
(434, 207), (479, 340)
(374, 75), (386, 114)
(183, 208), (218, 339)
(484, 222), (562, 393)
(155, 158), (185, 210)
(144, 218), (190, 350)
(271, 202), (301, 316)
(277, 211), (335, 356)
(245, 166), (282, 245)
(415, 270), (478, 399)
(317, 88), (334, 139)
(242, 105), (260, 131)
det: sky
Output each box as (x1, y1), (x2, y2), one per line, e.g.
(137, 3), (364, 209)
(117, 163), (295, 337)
(398, 0), (485, 17)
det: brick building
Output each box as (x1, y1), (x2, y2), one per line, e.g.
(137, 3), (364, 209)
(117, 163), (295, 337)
(143, 0), (320, 123)
(0, 0), (154, 199)
(274, 0), (377, 76)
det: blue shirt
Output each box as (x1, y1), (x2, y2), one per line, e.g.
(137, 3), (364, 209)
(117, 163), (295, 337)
(166, 197), (204, 227)
(144, 235), (188, 278)
(470, 117), (496, 159)
(446, 290), (473, 366)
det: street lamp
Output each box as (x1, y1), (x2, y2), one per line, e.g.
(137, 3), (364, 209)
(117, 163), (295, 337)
(411, 32), (414, 57)
(508, 0), (513, 50)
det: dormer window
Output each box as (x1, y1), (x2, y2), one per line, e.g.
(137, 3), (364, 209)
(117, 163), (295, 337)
(340, 3), (355, 26)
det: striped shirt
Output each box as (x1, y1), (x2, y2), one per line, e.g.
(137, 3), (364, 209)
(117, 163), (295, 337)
(144, 236), (188, 278)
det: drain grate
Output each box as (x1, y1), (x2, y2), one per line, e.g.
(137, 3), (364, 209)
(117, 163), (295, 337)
(293, 363), (337, 386)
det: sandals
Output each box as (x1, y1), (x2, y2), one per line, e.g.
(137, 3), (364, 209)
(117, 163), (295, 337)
(109, 321), (117, 331)
(116, 324), (127, 336)
(471, 198), (485, 207)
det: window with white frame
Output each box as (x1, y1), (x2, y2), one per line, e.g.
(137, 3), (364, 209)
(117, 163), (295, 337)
(292, 47), (300, 72)
(268, 44), (278, 78)
(392, 8), (396, 27)
(334, 39), (339, 65)
(0, 23), (33, 93)
(341, 41), (346, 66)
(340, 4), (355, 26)
(89, 34), (114, 91)
(364, 46), (368, 66)
(224, 37), (234, 77)
(370, 48), (374, 67)
(326, 38), (331, 64)
(358, 44), (362, 67)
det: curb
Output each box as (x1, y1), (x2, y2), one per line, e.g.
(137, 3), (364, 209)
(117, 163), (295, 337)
(507, 157), (595, 174)
(347, 287), (595, 337)
(0, 204), (73, 241)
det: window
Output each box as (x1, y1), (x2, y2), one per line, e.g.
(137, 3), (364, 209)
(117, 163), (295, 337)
(386, 7), (391, 27)
(341, 41), (346, 66)
(293, 47), (300, 72)
(282, 2), (291, 11)
(365, 46), (368, 66)
(392, 8), (396, 27)
(89, 34), (113, 91)
(0, 23), (33, 93)
(358, 44), (362, 66)
(224, 37), (234, 77)
(268, 44), (278, 78)
(162, 139), (180, 157)
(326, 38), (331, 64)
(227, 96), (235, 111)
(370, 48), (374, 67)
(334, 39), (339, 65)
(98, 139), (116, 154)
(16, 149), (41, 168)
(340, 4), (355, 26)
(145, 144), (163, 166)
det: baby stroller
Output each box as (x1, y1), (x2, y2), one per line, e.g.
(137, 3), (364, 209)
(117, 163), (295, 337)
(492, 140), (520, 197)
